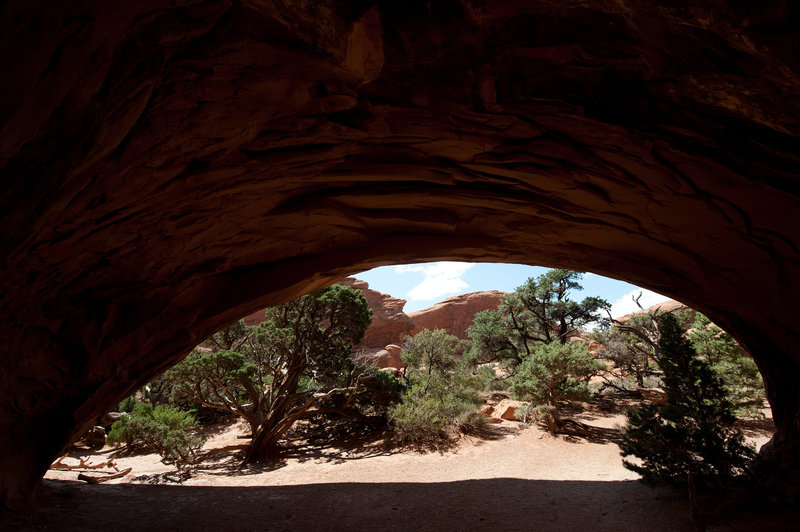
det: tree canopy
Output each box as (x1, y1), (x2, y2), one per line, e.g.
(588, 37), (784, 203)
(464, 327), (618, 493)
(466, 269), (608, 433)
(469, 269), (609, 372)
(166, 284), (373, 461)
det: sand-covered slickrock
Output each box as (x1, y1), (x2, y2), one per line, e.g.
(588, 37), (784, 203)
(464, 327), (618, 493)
(1, 0), (800, 509)
(410, 291), (508, 340)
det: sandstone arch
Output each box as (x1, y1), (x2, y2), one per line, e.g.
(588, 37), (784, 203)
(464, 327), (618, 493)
(1, 0), (799, 509)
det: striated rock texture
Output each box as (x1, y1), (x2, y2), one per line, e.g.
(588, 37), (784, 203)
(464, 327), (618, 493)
(1, 0), (800, 509)
(410, 291), (508, 340)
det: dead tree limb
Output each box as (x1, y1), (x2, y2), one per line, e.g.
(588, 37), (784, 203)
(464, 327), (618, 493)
(77, 468), (132, 484)
(51, 456), (119, 471)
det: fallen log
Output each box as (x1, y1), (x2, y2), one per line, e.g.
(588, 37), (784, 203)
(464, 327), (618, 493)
(77, 468), (132, 484)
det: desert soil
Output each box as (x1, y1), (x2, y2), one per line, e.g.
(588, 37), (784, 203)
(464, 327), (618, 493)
(5, 397), (779, 531)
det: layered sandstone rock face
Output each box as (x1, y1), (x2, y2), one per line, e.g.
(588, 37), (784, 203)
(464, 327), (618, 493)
(410, 291), (507, 340)
(1, 0), (799, 510)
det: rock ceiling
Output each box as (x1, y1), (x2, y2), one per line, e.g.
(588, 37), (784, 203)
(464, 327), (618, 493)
(1, 0), (798, 509)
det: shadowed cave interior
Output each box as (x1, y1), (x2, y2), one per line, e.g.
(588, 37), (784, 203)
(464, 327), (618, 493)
(1, 0), (799, 516)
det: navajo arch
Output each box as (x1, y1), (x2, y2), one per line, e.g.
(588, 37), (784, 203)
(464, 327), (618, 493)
(0, 0), (798, 509)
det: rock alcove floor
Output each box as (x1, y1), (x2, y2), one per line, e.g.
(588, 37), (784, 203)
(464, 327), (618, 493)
(4, 394), (789, 531)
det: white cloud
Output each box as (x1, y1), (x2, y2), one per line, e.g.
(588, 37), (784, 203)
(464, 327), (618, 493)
(610, 288), (671, 319)
(394, 264), (426, 274)
(395, 262), (474, 301)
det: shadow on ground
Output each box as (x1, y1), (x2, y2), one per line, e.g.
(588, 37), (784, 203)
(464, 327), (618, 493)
(6, 478), (697, 531)
(9, 476), (796, 531)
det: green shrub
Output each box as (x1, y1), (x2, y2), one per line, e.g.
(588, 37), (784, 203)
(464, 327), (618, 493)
(116, 394), (138, 413)
(474, 364), (511, 392)
(514, 403), (538, 424)
(107, 403), (205, 465)
(511, 342), (605, 433)
(388, 380), (481, 443)
(388, 329), (482, 443)
(357, 368), (405, 412)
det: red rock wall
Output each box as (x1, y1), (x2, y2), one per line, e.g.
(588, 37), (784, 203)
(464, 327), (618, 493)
(338, 278), (416, 353)
(245, 284), (506, 348)
(410, 291), (508, 340)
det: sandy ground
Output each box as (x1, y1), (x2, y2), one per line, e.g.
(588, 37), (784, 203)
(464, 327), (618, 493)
(5, 398), (782, 531)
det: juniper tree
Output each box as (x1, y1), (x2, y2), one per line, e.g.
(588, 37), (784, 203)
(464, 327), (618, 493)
(468, 269), (609, 374)
(167, 284), (373, 461)
(684, 312), (765, 418)
(511, 341), (604, 433)
(619, 313), (755, 487)
(593, 308), (662, 389)
(389, 329), (481, 443)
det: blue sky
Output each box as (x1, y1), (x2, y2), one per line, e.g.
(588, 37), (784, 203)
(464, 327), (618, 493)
(354, 262), (672, 318)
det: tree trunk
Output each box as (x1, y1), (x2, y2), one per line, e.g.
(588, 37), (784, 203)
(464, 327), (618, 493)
(244, 399), (293, 463)
(245, 423), (282, 462)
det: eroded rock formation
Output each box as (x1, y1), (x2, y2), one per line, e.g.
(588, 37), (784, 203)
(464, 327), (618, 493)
(410, 291), (507, 340)
(1, 0), (799, 510)
(338, 278), (416, 355)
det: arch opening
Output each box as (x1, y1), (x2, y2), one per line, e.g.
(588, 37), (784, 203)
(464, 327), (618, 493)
(28, 263), (777, 530)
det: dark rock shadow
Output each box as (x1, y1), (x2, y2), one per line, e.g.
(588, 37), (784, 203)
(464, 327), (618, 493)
(6, 477), (699, 532)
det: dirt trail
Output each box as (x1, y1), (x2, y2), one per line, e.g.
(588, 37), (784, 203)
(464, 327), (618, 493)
(6, 401), (777, 531)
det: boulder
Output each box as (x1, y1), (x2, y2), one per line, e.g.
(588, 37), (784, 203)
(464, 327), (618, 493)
(98, 412), (129, 430)
(616, 300), (688, 324)
(493, 399), (528, 421)
(356, 344), (404, 370)
(384, 344), (403, 368)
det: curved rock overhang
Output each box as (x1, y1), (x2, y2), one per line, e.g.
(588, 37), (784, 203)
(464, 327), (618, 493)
(1, 0), (799, 509)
